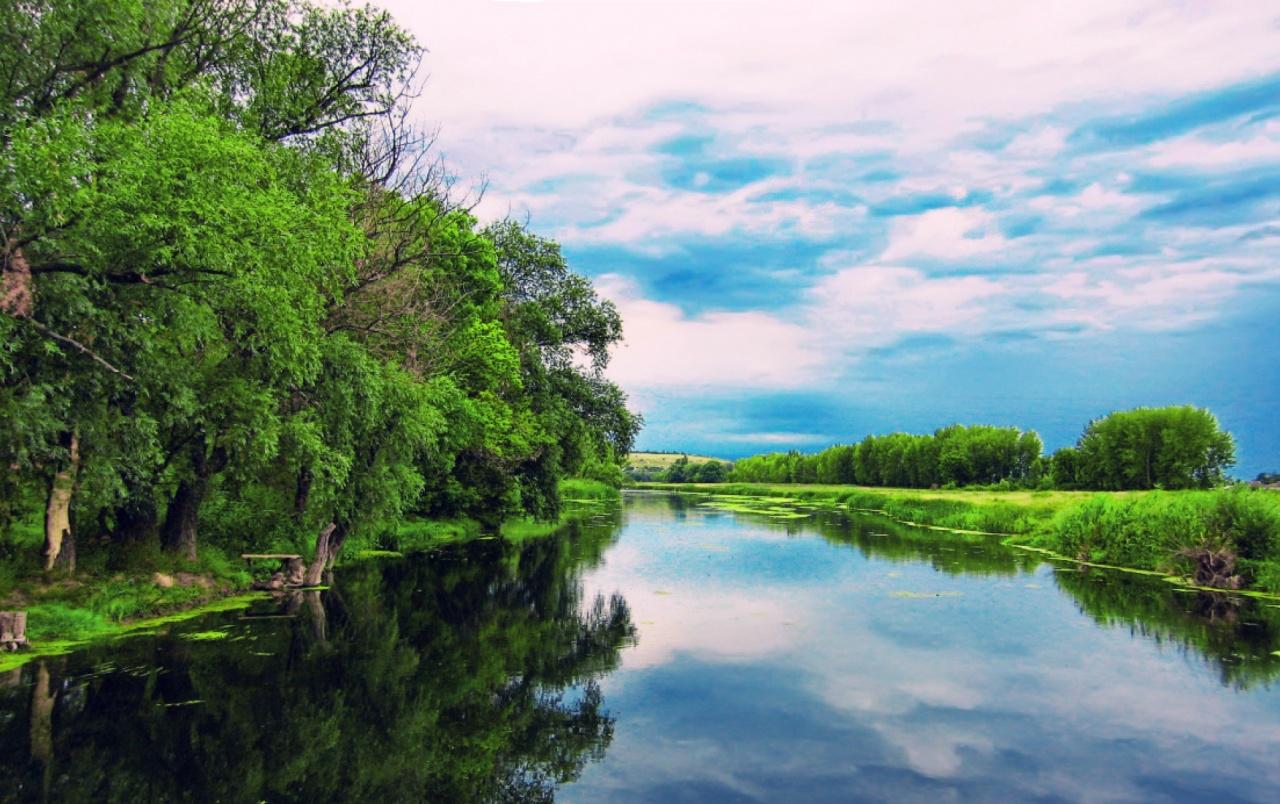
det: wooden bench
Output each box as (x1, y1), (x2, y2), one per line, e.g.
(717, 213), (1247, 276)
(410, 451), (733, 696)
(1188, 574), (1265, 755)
(240, 553), (302, 563)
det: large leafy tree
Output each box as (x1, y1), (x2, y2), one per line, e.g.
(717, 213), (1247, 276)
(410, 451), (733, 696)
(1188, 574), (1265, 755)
(1074, 406), (1235, 490)
(482, 221), (641, 520)
(1, 0), (641, 577)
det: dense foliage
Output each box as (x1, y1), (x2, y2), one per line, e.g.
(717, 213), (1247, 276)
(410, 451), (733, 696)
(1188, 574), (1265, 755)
(1053, 406), (1235, 490)
(730, 425), (1043, 488)
(726, 406), (1234, 491)
(0, 0), (638, 576)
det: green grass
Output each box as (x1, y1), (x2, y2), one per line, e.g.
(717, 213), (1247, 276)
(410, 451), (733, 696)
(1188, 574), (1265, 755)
(558, 477), (622, 501)
(391, 517), (484, 552)
(385, 479), (621, 552)
(0, 527), (261, 655)
(1024, 488), (1280, 591)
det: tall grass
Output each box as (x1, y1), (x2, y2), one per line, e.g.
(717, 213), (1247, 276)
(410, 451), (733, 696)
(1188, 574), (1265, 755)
(1030, 488), (1280, 589)
(559, 478), (621, 501)
(841, 489), (1057, 535)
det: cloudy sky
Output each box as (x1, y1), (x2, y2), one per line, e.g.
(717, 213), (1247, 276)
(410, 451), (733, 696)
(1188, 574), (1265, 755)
(380, 0), (1280, 475)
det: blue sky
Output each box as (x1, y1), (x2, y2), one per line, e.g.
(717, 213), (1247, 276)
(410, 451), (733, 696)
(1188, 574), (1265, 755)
(385, 0), (1280, 477)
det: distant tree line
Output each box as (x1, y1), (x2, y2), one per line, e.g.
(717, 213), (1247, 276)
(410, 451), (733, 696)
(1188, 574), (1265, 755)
(721, 406), (1235, 491)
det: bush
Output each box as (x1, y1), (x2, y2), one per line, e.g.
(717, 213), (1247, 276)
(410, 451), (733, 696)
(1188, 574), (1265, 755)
(558, 478), (621, 501)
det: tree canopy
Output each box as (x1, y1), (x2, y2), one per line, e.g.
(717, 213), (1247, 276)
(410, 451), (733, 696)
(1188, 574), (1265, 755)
(0, 0), (639, 573)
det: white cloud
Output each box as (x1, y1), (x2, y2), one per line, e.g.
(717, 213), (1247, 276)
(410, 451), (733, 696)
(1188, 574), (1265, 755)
(881, 208), (1008, 262)
(557, 178), (860, 245)
(807, 265), (1008, 346)
(596, 274), (826, 389)
(364, 0), (1280, 406)
(1147, 132), (1280, 168)
(387, 1), (1280, 141)
(600, 254), (1280, 391)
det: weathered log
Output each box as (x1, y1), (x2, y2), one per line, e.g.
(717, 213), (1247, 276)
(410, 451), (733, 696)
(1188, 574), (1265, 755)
(251, 572), (285, 591)
(304, 590), (327, 643)
(283, 557), (306, 587)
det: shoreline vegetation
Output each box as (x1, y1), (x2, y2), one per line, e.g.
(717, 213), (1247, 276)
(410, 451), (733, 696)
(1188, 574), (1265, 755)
(0, 479), (620, 668)
(1, 4), (640, 666)
(638, 482), (1280, 596)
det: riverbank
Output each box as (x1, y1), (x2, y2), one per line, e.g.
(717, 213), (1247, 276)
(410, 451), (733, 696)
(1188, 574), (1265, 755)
(0, 480), (621, 665)
(641, 482), (1090, 534)
(640, 482), (1280, 594)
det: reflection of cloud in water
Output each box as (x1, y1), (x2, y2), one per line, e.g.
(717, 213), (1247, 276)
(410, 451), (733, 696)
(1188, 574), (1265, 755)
(568, 496), (1280, 800)
(588, 540), (806, 669)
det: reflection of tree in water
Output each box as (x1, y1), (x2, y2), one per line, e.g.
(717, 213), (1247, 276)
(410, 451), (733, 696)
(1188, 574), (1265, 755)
(0, 518), (633, 802)
(634, 490), (1039, 578)
(1053, 567), (1280, 690)
(811, 512), (1041, 578)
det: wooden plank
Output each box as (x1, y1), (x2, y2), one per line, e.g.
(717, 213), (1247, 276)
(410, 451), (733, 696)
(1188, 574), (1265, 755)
(240, 553), (302, 560)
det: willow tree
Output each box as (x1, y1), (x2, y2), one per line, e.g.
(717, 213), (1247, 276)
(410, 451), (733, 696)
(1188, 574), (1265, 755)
(0, 0), (414, 567)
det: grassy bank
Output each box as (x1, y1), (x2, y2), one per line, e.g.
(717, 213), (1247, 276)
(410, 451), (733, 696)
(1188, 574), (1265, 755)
(0, 592), (269, 673)
(643, 482), (1091, 535)
(1, 479), (621, 658)
(1023, 489), (1280, 591)
(641, 482), (1280, 593)
(0, 531), (256, 645)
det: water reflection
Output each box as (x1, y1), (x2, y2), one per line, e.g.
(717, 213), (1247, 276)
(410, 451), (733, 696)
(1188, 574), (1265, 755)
(566, 492), (1280, 802)
(3, 493), (1280, 802)
(1053, 567), (1280, 690)
(0, 517), (633, 802)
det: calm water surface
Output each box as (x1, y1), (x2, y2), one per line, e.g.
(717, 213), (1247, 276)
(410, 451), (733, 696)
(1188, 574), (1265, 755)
(3, 491), (1280, 802)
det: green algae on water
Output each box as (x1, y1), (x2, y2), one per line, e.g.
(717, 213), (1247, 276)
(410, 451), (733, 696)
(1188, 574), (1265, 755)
(181, 629), (231, 641)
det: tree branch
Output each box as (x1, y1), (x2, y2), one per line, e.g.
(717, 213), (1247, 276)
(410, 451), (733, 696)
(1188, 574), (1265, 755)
(25, 319), (134, 382)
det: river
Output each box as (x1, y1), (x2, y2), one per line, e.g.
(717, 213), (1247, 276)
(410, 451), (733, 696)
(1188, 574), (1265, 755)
(3, 490), (1280, 801)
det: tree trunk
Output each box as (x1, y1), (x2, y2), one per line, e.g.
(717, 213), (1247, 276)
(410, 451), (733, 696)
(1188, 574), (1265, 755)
(43, 432), (79, 572)
(160, 477), (203, 562)
(1, 238), (33, 318)
(161, 446), (224, 562)
(0, 611), (28, 650)
(293, 468), (313, 522)
(306, 522), (346, 587)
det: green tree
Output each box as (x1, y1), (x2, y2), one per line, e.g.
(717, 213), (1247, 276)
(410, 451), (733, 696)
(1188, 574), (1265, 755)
(1075, 406), (1235, 490)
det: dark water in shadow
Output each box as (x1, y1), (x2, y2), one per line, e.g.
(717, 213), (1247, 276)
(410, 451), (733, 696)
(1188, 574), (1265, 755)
(3, 491), (1280, 801)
